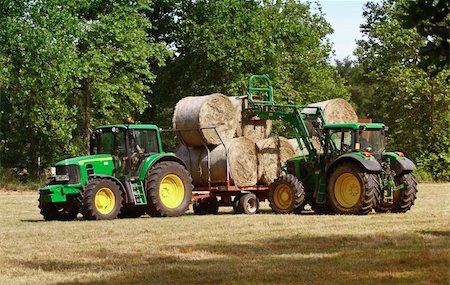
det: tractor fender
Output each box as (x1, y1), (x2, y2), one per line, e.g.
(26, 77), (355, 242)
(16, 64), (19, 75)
(326, 153), (382, 176)
(88, 174), (127, 193)
(137, 153), (188, 180)
(384, 153), (416, 175)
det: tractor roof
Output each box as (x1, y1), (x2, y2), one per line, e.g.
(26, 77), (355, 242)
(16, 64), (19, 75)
(324, 123), (385, 130)
(95, 124), (160, 131)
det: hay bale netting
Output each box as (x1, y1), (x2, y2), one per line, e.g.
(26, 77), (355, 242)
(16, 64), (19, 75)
(173, 93), (238, 146)
(257, 137), (296, 185)
(303, 98), (358, 124)
(228, 96), (272, 141)
(175, 137), (258, 187)
(174, 144), (209, 186)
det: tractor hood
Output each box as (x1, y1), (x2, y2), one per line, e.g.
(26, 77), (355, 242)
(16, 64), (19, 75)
(55, 154), (113, 167)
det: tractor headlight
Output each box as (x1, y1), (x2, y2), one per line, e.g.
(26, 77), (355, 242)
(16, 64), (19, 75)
(55, 174), (70, 182)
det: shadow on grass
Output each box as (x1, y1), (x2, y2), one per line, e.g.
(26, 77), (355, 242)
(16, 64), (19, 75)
(17, 232), (449, 285)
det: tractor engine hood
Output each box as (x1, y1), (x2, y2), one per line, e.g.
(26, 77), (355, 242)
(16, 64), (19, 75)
(56, 154), (113, 167)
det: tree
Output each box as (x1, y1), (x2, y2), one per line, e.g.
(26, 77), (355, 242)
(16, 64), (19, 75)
(0, 0), (169, 174)
(355, 0), (450, 181)
(399, 0), (449, 76)
(144, 0), (348, 130)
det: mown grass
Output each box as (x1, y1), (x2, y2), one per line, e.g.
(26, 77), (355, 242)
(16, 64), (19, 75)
(0, 183), (449, 285)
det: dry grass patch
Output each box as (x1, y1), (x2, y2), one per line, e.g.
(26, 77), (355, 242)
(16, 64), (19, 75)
(0, 183), (449, 285)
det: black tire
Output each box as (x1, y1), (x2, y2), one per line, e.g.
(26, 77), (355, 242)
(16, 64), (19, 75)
(237, 193), (259, 215)
(375, 173), (418, 213)
(233, 194), (242, 214)
(269, 174), (305, 214)
(392, 173), (418, 213)
(38, 196), (79, 221)
(327, 163), (379, 215)
(193, 197), (219, 215)
(145, 161), (193, 217)
(81, 179), (124, 220)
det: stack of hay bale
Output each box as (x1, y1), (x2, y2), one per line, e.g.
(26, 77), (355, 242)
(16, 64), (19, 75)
(173, 94), (357, 187)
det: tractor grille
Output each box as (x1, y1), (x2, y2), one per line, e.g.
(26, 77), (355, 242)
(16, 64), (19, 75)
(56, 165), (81, 184)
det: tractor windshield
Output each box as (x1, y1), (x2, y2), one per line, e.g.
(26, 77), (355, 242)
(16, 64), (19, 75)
(359, 129), (385, 153)
(95, 128), (126, 156)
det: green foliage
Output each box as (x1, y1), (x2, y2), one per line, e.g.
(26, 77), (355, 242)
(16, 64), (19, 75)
(0, 0), (169, 173)
(354, 0), (450, 181)
(398, 0), (449, 76)
(144, 0), (349, 130)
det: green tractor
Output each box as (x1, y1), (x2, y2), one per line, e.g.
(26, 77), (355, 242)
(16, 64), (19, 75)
(247, 75), (417, 215)
(38, 124), (193, 221)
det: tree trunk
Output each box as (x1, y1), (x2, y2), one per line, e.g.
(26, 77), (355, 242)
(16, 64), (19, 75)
(81, 79), (91, 150)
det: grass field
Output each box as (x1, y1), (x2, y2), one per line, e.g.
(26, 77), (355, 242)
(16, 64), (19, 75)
(0, 183), (449, 285)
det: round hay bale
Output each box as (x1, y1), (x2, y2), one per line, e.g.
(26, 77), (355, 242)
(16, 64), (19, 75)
(228, 96), (272, 141)
(173, 94), (238, 146)
(288, 137), (323, 156)
(303, 98), (358, 124)
(175, 137), (258, 187)
(288, 138), (306, 156)
(174, 144), (208, 186)
(208, 137), (258, 187)
(257, 136), (296, 185)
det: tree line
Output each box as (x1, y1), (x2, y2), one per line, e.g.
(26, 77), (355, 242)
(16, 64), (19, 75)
(0, 0), (448, 180)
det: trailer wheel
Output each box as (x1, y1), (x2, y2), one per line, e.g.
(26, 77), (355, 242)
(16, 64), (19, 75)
(38, 197), (79, 221)
(328, 164), (379, 215)
(269, 174), (305, 214)
(81, 179), (124, 220)
(233, 194), (243, 214)
(146, 161), (193, 217)
(236, 193), (259, 215)
(193, 197), (219, 215)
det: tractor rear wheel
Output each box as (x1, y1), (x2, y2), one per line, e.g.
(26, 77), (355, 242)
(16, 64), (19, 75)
(81, 179), (123, 220)
(375, 173), (418, 213)
(38, 197), (79, 221)
(328, 164), (379, 215)
(236, 193), (259, 215)
(146, 161), (193, 217)
(269, 174), (305, 214)
(193, 197), (219, 215)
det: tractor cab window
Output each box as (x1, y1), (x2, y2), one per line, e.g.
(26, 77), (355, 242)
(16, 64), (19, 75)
(328, 129), (353, 153)
(129, 130), (160, 155)
(358, 129), (385, 153)
(95, 128), (126, 157)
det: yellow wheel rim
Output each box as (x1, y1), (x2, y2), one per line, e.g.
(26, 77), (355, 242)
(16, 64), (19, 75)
(334, 173), (361, 208)
(95, 187), (116, 215)
(160, 174), (185, 209)
(274, 184), (293, 210)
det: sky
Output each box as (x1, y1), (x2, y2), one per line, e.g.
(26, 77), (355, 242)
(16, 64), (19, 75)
(315, 0), (381, 62)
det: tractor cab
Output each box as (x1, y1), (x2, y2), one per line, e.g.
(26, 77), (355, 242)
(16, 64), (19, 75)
(323, 123), (387, 160)
(91, 124), (163, 177)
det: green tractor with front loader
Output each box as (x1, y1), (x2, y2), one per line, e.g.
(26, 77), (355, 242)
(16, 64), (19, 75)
(38, 124), (193, 221)
(247, 75), (417, 215)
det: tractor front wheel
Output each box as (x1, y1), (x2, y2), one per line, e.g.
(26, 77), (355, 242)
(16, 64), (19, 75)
(269, 174), (305, 214)
(38, 197), (79, 221)
(328, 164), (379, 215)
(146, 161), (193, 217)
(81, 179), (124, 220)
